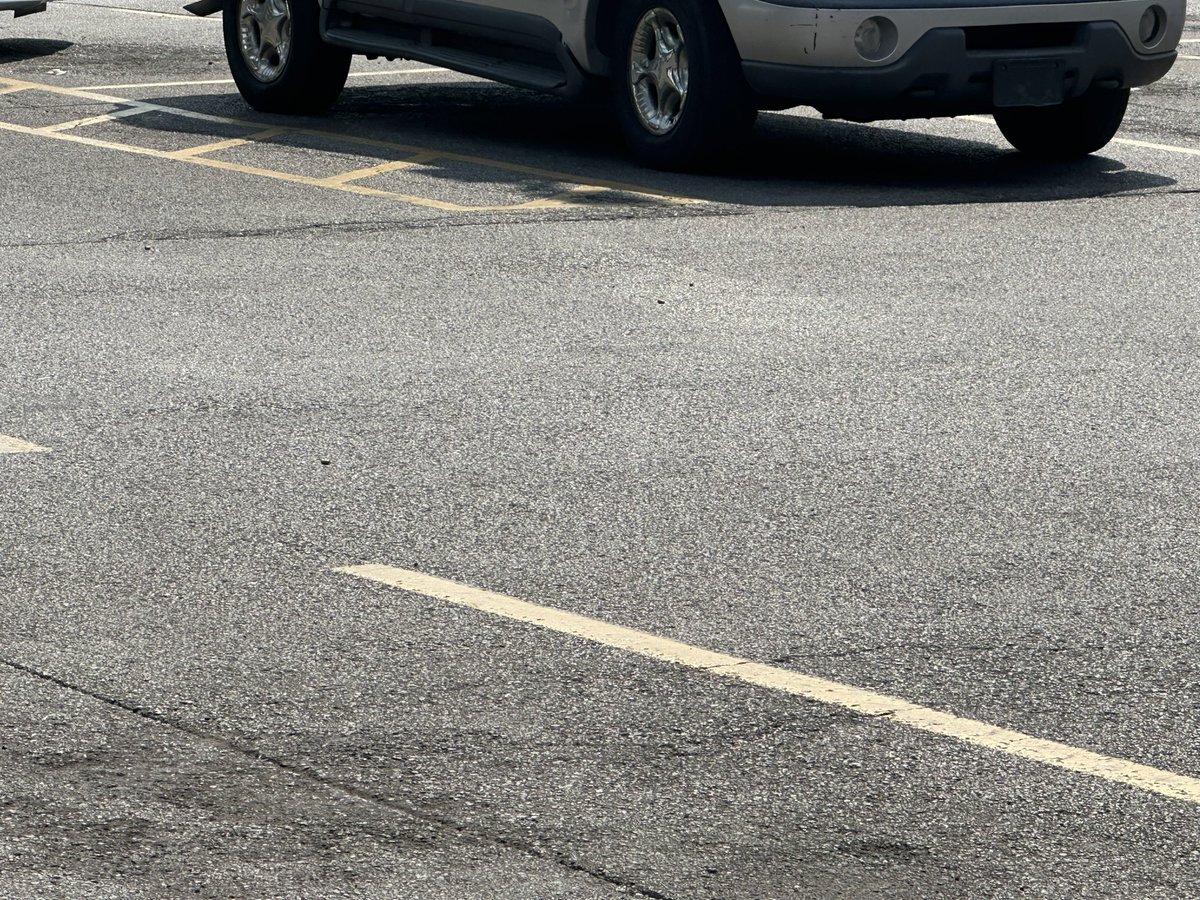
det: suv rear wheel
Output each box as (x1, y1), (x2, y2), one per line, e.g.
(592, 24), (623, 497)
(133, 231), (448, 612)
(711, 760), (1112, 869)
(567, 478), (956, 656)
(223, 0), (351, 114)
(994, 87), (1130, 160)
(612, 0), (755, 170)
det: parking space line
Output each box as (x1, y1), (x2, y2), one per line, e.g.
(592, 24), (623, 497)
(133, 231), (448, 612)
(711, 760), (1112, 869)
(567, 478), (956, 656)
(0, 76), (702, 211)
(1110, 135), (1200, 156)
(0, 435), (49, 454)
(317, 153), (440, 186)
(39, 105), (151, 133)
(181, 154), (478, 209)
(337, 563), (1200, 806)
(961, 113), (1200, 157)
(0, 118), (172, 159)
(78, 68), (450, 91)
(167, 126), (287, 159)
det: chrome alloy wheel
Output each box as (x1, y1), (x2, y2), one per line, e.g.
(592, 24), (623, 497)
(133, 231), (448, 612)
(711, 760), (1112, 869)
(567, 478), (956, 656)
(238, 0), (292, 82)
(628, 7), (689, 136)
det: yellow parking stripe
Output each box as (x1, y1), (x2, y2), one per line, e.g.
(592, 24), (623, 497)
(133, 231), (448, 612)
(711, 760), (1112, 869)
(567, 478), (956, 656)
(0, 435), (49, 454)
(0, 76), (702, 211)
(338, 563), (1200, 807)
(317, 153), (440, 186)
(167, 126), (287, 159)
(39, 105), (151, 133)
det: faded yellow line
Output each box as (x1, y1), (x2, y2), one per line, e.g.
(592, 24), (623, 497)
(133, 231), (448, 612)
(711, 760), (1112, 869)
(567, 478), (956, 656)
(0, 115), (605, 211)
(167, 126), (287, 159)
(78, 68), (450, 91)
(317, 152), (440, 186)
(0, 76), (701, 207)
(0, 85), (29, 96)
(39, 105), (150, 133)
(183, 154), (474, 210)
(0, 118), (189, 160)
(0, 435), (49, 454)
(337, 563), (1200, 806)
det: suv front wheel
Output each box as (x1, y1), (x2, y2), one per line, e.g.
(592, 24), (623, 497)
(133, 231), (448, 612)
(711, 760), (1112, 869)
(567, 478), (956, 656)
(612, 0), (756, 170)
(224, 0), (351, 114)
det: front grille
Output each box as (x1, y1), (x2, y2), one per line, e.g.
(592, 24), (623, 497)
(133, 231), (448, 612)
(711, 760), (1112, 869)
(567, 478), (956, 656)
(964, 23), (1083, 51)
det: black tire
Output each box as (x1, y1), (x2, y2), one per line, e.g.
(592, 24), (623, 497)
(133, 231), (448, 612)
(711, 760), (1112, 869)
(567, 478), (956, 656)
(993, 87), (1130, 160)
(612, 0), (756, 170)
(223, 0), (351, 115)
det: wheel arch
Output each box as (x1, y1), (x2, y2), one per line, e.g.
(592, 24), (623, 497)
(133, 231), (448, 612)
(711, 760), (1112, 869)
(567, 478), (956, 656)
(587, 0), (741, 74)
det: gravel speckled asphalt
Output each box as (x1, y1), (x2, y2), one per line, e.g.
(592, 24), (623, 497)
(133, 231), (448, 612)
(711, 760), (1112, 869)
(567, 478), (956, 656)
(2, 2), (1200, 896)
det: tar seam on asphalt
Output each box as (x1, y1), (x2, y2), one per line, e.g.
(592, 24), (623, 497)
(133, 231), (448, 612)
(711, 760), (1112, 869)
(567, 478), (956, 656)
(0, 206), (746, 251)
(0, 656), (679, 900)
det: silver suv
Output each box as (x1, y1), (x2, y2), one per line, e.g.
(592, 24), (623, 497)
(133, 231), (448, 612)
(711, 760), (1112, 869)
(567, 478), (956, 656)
(186, 0), (1185, 168)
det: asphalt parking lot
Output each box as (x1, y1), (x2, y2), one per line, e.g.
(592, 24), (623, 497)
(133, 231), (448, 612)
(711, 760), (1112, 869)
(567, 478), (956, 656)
(3, 1), (1200, 897)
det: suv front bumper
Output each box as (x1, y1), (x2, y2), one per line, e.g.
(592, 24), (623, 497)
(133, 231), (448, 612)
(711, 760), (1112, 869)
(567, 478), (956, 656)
(743, 21), (1177, 117)
(726, 0), (1184, 117)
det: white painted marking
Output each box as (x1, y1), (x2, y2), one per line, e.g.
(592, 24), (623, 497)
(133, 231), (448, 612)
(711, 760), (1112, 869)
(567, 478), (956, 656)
(1180, 54), (1200, 60)
(79, 68), (450, 91)
(962, 113), (1200, 157)
(1110, 135), (1200, 156)
(0, 435), (49, 454)
(337, 563), (1200, 806)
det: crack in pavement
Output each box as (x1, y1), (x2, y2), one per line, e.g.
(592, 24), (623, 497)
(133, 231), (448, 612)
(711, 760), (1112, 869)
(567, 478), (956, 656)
(0, 206), (744, 250)
(1, 655), (679, 900)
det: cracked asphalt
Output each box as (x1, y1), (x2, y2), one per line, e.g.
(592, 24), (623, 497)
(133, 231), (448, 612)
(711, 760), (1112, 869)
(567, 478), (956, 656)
(2, 0), (1200, 897)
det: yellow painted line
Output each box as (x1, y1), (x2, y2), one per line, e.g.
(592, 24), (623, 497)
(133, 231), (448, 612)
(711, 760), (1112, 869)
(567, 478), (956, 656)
(167, 126), (287, 159)
(0, 76), (701, 209)
(317, 152), (439, 186)
(0, 115), (589, 211)
(337, 563), (1200, 806)
(0, 118), (183, 160)
(182, 154), (477, 209)
(77, 68), (450, 91)
(0, 435), (49, 454)
(39, 105), (150, 133)
(0, 85), (29, 96)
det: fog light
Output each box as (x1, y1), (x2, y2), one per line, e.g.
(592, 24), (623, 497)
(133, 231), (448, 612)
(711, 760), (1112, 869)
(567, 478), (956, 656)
(854, 17), (897, 61)
(1138, 4), (1165, 47)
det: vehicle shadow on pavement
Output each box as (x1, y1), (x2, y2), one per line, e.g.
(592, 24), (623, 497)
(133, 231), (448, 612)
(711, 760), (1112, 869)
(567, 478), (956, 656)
(0, 38), (73, 64)
(135, 80), (1177, 210)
